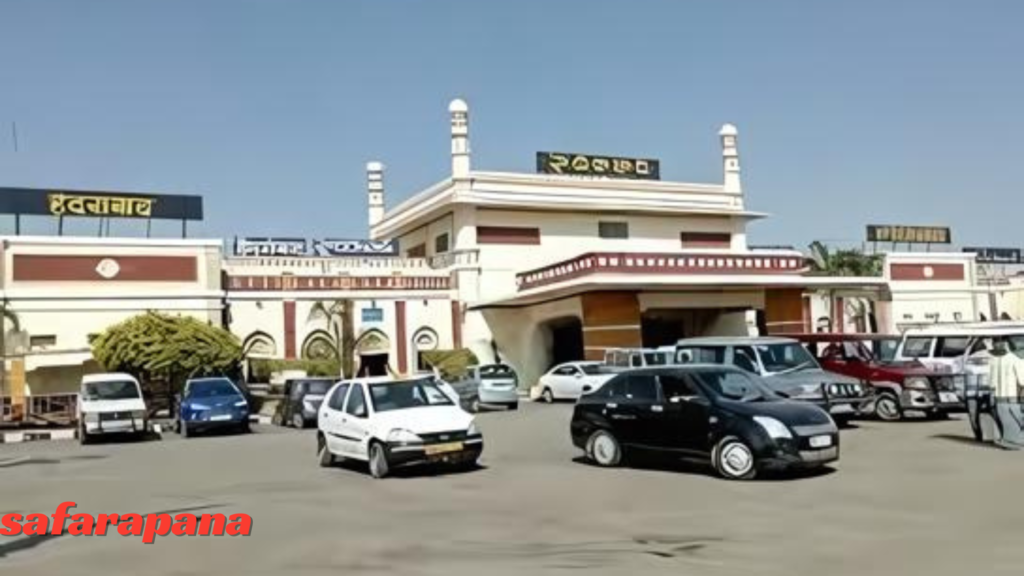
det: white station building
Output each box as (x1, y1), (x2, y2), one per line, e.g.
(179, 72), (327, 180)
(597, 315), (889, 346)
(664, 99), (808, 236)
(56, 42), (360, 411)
(3, 98), (1023, 414)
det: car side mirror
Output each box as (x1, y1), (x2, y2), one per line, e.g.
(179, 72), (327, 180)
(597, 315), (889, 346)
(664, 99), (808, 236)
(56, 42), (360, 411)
(582, 385), (593, 393)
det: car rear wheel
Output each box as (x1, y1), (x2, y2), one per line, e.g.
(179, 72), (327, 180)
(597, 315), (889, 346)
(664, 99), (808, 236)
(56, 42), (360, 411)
(292, 414), (306, 429)
(586, 429), (622, 467)
(713, 436), (757, 480)
(507, 402), (519, 411)
(470, 397), (481, 413)
(541, 388), (554, 404)
(369, 442), (390, 479)
(875, 392), (903, 422)
(271, 413), (283, 426)
(317, 434), (335, 467)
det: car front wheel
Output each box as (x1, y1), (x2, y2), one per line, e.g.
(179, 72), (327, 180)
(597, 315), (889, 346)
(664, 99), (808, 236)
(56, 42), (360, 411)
(292, 414), (306, 429)
(368, 442), (390, 479)
(874, 392), (903, 422)
(317, 435), (335, 467)
(541, 388), (554, 403)
(586, 429), (622, 467)
(713, 436), (757, 480)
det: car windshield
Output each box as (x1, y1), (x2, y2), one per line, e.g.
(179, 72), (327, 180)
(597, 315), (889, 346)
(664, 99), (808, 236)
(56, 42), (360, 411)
(755, 343), (819, 374)
(188, 379), (240, 398)
(479, 365), (513, 377)
(83, 380), (140, 401)
(875, 339), (899, 362)
(579, 364), (604, 375)
(369, 378), (455, 412)
(692, 370), (773, 402)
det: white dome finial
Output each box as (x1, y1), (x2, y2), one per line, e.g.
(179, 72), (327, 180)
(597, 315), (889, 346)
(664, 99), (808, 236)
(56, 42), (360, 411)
(366, 161), (384, 172)
(449, 98), (469, 114)
(719, 123), (738, 137)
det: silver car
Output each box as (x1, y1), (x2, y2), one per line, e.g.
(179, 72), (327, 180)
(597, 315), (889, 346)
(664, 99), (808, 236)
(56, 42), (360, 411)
(675, 336), (873, 419)
(436, 364), (521, 412)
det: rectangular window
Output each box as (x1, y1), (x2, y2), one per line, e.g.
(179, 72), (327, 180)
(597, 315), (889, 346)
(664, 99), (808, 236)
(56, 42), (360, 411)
(434, 233), (450, 254)
(598, 221), (629, 239)
(681, 232), (731, 248)
(901, 337), (934, 359)
(406, 244), (426, 258)
(476, 226), (541, 245)
(30, 335), (57, 348)
(676, 346), (726, 364)
(936, 337), (970, 358)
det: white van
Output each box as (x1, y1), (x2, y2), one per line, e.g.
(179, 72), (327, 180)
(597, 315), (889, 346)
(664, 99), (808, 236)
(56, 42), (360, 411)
(894, 322), (1024, 373)
(78, 373), (149, 444)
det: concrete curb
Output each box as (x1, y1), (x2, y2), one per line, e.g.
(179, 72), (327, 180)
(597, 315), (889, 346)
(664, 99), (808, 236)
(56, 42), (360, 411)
(0, 429), (77, 444)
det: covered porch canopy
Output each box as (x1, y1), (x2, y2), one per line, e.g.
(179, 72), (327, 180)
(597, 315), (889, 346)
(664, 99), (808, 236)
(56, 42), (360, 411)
(470, 251), (888, 310)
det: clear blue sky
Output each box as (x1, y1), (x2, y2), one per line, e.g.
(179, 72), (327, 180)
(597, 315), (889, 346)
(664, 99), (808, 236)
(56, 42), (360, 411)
(1, 0), (1021, 247)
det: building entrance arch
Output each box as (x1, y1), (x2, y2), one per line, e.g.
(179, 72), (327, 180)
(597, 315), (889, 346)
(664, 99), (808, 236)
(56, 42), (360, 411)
(354, 329), (391, 377)
(539, 316), (583, 370)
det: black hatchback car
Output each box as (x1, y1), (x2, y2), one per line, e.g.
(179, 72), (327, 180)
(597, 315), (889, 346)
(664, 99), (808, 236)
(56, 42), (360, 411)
(272, 377), (336, 429)
(570, 365), (840, 480)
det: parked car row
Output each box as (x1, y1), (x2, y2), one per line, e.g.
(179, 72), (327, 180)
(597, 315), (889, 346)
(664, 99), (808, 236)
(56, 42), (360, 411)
(77, 373), (253, 444)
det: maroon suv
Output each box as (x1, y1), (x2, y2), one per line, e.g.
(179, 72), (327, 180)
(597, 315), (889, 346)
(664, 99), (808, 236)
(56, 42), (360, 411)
(792, 333), (965, 421)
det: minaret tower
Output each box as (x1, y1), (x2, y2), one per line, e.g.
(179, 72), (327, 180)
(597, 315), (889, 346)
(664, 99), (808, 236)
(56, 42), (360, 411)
(720, 123), (742, 194)
(449, 98), (471, 178)
(367, 161), (385, 228)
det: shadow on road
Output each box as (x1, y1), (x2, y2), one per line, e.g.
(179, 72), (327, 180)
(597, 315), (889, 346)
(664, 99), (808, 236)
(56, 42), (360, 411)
(329, 459), (488, 480)
(930, 433), (1003, 450)
(571, 455), (836, 482)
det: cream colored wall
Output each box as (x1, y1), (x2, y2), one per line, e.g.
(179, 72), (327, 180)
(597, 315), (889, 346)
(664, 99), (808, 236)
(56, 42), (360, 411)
(395, 213), (454, 257)
(470, 209), (746, 301)
(479, 297), (583, 393)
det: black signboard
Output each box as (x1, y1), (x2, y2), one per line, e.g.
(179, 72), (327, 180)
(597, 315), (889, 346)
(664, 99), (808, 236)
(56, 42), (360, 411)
(536, 152), (660, 180)
(0, 187), (203, 221)
(866, 225), (951, 244)
(963, 246), (1021, 264)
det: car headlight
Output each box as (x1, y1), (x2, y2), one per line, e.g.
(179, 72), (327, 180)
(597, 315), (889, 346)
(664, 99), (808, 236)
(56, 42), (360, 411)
(386, 428), (423, 444)
(131, 410), (146, 419)
(234, 400), (248, 408)
(788, 384), (824, 399)
(904, 377), (930, 391)
(189, 403), (211, 411)
(753, 416), (793, 439)
(467, 421), (480, 437)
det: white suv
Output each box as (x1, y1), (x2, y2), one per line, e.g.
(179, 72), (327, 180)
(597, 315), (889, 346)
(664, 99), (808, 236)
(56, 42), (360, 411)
(78, 373), (149, 444)
(316, 375), (482, 479)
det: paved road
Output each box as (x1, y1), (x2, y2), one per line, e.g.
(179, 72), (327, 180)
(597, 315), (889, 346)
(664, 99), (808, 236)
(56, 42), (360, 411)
(1, 404), (1023, 576)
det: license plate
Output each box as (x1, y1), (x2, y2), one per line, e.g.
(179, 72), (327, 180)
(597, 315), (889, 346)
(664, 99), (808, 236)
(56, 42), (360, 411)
(424, 441), (463, 455)
(809, 435), (832, 448)
(209, 414), (232, 421)
(939, 392), (960, 404)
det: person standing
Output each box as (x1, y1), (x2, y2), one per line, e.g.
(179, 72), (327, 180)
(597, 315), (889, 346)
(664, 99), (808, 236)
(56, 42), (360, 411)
(988, 339), (1024, 450)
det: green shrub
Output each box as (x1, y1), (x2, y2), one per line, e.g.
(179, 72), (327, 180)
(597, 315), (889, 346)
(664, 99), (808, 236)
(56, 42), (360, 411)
(248, 358), (340, 382)
(420, 349), (479, 381)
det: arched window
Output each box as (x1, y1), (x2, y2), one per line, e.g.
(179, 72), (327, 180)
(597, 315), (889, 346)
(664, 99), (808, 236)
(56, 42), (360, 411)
(242, 331), (277, 358)
(412, 327), (439, 372)
(301, 330), (337, 360)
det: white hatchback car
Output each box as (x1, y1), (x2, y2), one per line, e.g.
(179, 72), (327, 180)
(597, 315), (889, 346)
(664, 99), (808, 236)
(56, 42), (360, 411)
(78, 373), (149, 444)
(316, 376), (483, 479)
(536, 361), (617, 402)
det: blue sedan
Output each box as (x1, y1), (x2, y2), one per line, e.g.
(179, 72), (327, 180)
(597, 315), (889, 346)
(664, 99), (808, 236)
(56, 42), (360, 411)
(176, 377), (252, 438)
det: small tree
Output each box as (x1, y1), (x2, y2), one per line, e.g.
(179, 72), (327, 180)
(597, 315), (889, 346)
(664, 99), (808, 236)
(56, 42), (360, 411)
(90, 312), (243, 407)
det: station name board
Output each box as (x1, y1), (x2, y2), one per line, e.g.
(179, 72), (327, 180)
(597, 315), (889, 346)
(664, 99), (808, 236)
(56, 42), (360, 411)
(866, 225), (951, 244)
(0, 187), (204, 221)
(963, 246), (1021, 264)
(233, 237), (399, 257)
(536, 152), (660, 180)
